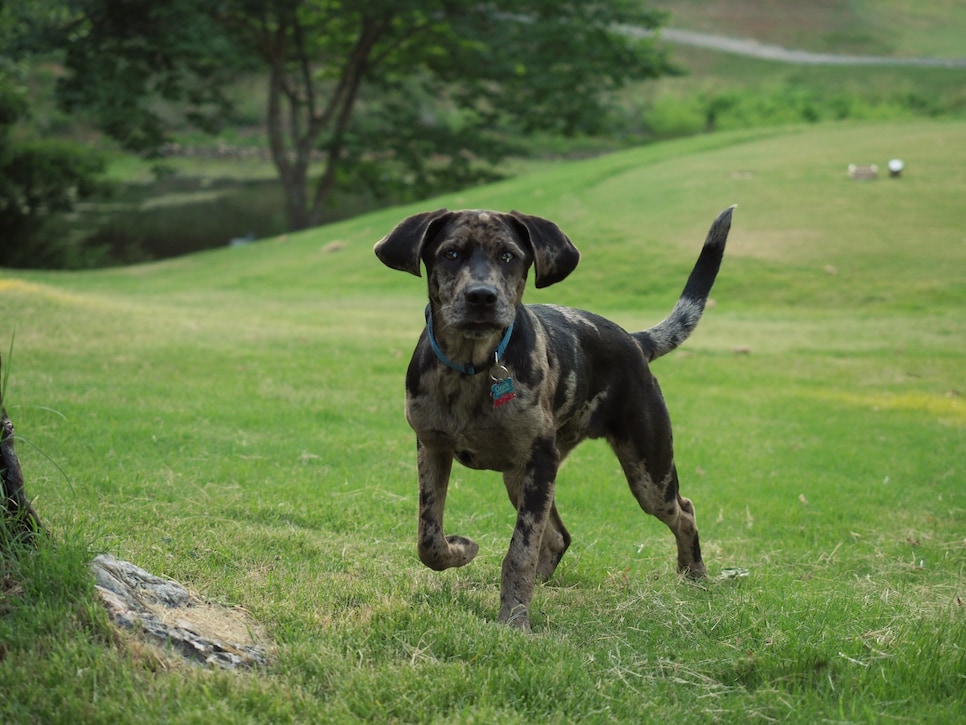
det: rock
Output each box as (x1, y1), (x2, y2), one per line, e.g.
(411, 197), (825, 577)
(91, 554), (272, 670)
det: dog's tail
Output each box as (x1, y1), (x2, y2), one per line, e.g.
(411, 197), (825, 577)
(634, 206), (734, 362)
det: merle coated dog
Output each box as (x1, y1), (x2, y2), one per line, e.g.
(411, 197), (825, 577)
(374, 206), (734, 631)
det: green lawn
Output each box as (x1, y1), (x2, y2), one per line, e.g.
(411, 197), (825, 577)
(1, 120), (964, 722)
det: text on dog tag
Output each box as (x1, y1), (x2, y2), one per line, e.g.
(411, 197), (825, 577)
(491, 377), (516, 408)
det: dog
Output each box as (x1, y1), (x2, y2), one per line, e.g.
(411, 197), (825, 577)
(374, 206), (734, 631)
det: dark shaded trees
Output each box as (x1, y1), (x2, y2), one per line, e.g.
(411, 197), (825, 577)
(0, 2), (106, 268)
(57, 1), (672, 231)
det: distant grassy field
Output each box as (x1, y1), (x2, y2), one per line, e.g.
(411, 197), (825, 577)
(633, 46), (966, 140)
(652, 0), (966, 57)
(632, 0), (966, 142)
(1, 120), (964, 722)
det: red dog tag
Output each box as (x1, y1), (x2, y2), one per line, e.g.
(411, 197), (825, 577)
(491, 377), (516, 407)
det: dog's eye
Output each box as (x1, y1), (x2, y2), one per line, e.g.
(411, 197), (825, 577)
(500, 251), (515, 264)
(441, 249), (460, 261)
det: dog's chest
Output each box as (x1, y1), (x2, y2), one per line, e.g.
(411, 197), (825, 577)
(406, 373), (548, 471)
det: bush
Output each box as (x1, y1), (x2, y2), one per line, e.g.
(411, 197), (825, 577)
(0, 78), (106, 269)
(0, 139), (106, 268)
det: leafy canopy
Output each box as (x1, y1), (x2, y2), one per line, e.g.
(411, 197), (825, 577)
(54, 1), (671, 229)
(0, 3), (105, 268)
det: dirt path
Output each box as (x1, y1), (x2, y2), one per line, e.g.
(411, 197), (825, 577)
(629, 26), (966, 68)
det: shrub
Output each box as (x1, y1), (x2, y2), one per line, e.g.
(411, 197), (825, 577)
(0, 78), (106, 268)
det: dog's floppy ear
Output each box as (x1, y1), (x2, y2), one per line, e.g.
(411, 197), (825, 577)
(508, 211), (581, 288)
(374, 208), (451, 277)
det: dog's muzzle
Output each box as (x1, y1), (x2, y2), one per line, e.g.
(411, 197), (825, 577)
(452, 284), (511, 334)
(465, 284), (499, 310)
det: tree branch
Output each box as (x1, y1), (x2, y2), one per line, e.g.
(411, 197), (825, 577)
(308, 15), (390, 224)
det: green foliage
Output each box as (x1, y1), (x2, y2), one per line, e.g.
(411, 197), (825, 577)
(5, 1), (966, 269)
(405, 0), (672, 136)
(0, 71), (106, 268)
(57, 0), (243, 153)
(339, 79), (514, 204)
(51, 0), (674, 229)
(621, 47), (966, 142)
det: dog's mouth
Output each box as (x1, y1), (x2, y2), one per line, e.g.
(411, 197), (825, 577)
(435, 299), (513, 340)
(454, 319), (505, 339)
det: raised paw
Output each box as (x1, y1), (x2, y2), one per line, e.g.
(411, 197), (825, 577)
(418, 534), (479, 571)
(445, 535), (479, 567)
(535, 544), (565, 582)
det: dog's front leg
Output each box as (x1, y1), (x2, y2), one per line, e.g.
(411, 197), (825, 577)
(416, 441), (479, 571)
(499, 437), (559, 632)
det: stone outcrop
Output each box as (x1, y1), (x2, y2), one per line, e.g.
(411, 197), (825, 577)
(92, 554), (272, 670)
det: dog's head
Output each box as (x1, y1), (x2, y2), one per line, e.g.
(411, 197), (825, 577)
(374, 209), (580, 337)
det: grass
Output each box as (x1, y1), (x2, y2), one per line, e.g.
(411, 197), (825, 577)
(1, 120), (965, 722)
(633, 49), (966, 141)
(652, 0), (966, 58)
(613, 2), (966, 142)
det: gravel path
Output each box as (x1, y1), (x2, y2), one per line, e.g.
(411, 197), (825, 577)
(627, 26), (966, 68)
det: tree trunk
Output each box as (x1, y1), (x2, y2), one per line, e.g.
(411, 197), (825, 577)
(0, 355), (43, 544)
(281, 164), (311, 231)
(263, 13), (391, 232)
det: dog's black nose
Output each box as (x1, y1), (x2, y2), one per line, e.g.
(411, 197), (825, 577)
(465, 285), (498, 308)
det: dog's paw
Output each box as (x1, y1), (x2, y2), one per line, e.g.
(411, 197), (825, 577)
(680, 562), (708, 580)
(498, 604), (531, 633)
(444, 535), (479, 567)
(418, 534), (479, 570)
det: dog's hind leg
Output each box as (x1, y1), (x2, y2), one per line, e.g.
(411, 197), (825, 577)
(651, 466), (706, 579)
(537, 502), (571, 581)
(416, 442), (479, 571)
(612, 441), (707, 579)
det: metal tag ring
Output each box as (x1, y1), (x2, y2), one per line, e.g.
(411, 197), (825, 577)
(489, 364), (510, 382)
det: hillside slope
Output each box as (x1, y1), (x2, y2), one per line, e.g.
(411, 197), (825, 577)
(10, 121), (960, 314)
(0, 120), (963, 723)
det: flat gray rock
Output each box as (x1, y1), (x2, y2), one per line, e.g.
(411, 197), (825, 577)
(92, 554), (272, 669)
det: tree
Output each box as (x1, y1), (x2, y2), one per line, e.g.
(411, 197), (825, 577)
(0, 3), (106, 268)
(58, 1), (672, 231)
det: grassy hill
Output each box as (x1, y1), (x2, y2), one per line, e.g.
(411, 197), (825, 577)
(1, 120), (963, 722)
(632, 1), (966, 143)
(653, 0), (966, 57)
